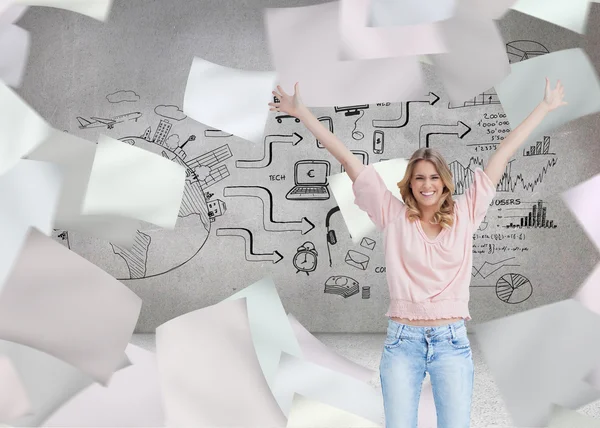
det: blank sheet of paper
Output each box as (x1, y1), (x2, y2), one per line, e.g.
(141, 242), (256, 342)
(43, 344), (164, 427)
(184, 57), (276, 144)
(495, 49), (600, 143)
(81, 134), (186, 230)
(0, 159), (62, 294)
(156, 298), (287, 428)
(0, 228), (141, 385)
(561, 172), (600, 252)
(0, 355), (31, 423)
(0, 24), (29, 87)
(0, 81), (51, 176)
(265, 1), (424, 107)
(328, 158), (408, 244)
(224, 277), (302, 390)
(510, 0), (592, 34)
(339, 0), (447, 61)
(367, 0), (456, 26)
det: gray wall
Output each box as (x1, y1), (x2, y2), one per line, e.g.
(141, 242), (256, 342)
(15, 0), (600, 333)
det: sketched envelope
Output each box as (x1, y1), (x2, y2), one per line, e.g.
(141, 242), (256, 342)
(345, 250), (370, 270)
(360, 237), (376, 251)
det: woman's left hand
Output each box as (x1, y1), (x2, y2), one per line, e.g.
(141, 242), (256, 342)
(543, 77), (568, 111)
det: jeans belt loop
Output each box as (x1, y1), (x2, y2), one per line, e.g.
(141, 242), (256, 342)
(450, 324), (456, 340)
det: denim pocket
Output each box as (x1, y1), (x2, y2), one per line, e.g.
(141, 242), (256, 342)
(384, 334), (403, 349)
(448, 334), (470, 350)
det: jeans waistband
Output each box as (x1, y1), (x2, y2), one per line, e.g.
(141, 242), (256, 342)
(387, 318), (466, 340)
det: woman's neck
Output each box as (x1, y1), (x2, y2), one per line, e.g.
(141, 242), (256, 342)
(419, 206), (437, 223)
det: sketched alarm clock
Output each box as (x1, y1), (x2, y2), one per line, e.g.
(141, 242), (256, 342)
(293, 241), (318, 275)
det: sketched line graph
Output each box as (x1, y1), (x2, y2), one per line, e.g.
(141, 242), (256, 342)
(497, 158), (558, 192)
(472, 257), (520, 279)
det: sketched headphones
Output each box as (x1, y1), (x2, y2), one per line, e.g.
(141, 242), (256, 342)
(325, 206), (341, 267)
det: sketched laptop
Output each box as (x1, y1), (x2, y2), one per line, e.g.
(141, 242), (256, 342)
(286, 160), (331, 201)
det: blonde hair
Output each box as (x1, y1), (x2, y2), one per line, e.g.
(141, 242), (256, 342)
(397, 148), (455, 228)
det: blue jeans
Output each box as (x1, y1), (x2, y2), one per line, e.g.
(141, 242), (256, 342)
(380, 319), (474, 428)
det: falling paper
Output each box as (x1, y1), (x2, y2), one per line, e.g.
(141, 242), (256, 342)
(367, 0), (456, 26)
(224, 277), (303, 390)
(286, 393), (381, 427)
(495, 49), (600, 143)
(547, 405), (600, 427)
(0, 355), (31, 423)
(272, 352), (384, 423)
(0, 81), (52, 176)
(561, 172), (600, 252)
(0, 4), (28, 26)
(287, 313), (375, 384)
(0, 159), (62, 294)
(12, 0), (112, 21)
(339, 0), (447, 61)
(328, 158), (408, 244)
(0, 24), (29, 87)
(510, 0), (592, 34)
(0, 339), (96, 427)
(184, 57), (276, 144)
(43, 344), (164, 427)
(430, 0), (510, 104)
(472, 299), (600, 427)
(81, 134), (186, 230)
(27, 130), (140, 246)
(156, 298), (287, 428)
(0, 228), (141, 385)
(265, 2), (424, 107)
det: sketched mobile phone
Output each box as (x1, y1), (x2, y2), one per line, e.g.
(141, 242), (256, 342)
(316, 116), (333, 148)
(373, 130), (384, 154)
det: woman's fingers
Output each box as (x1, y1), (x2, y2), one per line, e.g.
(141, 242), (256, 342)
(277, 85), (289, 97)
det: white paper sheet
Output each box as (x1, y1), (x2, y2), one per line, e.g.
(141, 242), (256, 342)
(286, 393), (381, 427)
(0, 4), (28, 26)
(272, 352), (384, 423)
(0, 339), (95, 428)
(548, 405), (600, 427)
(27, 130), (140, 246)
(156, 298), (287, 428)
(339, 0), (447, 61)
(0, 81), (52, 176)
(224, 277), (303, 390)
(184, 57), (275, 144)
(430, 0), (511, 104)
(496, 49), (600, 146)
(0, 355), (31, 423)
(81, 134), (186, 230)
(510, 0), (592, 34)
(0, 24), (29, 87)
(367, 0), (456, 26)
(561, 172), (600, 252)
(0, 228), (141, 385)
(265, 2), (424, 107)
(328, 158), (408, 244)
(472, 299), (600, 427)
(43, 344), (164, 427)
(287, 313), (375, 384)
(12, 0), (112, 21)
(0, 159), (62, 293)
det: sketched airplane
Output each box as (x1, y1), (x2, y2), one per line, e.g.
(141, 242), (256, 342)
(76, 112), (142, 129)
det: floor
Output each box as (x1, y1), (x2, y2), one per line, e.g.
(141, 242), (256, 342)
(131, 333), (600, 428)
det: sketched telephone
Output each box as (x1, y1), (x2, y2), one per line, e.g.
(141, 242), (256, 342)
(316, 116), (333, 148)
(325, 206), (341, 267)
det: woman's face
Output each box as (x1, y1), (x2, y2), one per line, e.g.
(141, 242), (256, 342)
(410, 160), (444, 208)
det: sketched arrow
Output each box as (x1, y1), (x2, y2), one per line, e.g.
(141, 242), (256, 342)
(372, 92), (440, 129)
(216, 228), (283, 263)
(236, 133), (303, 169)
(419, 121), (471, 148)
(224, 186), (315, 234)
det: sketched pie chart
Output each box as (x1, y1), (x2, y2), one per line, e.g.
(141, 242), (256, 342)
(68, 137), (211, 280)
(495, 273), (532, 304)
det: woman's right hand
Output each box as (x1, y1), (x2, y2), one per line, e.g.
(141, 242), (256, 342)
(269, 83), (304, 118)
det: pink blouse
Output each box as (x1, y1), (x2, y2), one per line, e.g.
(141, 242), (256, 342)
(352, 165), (496, 320)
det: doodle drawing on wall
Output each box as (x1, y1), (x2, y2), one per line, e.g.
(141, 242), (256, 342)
(286, 160), (331, 201)
(293, 242), (318, 275)
(345, 250), (370, 270)
(324, 275), (360, 298)
(216, 228), (284, 264)
(77, 112), (142, 129)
